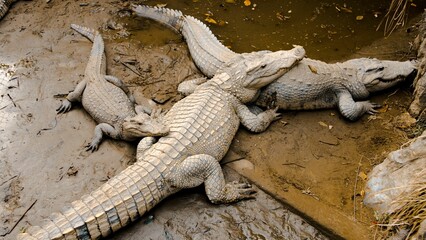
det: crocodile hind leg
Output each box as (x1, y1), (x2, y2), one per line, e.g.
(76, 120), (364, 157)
(57, 79), (87, 113)
(104, 75), (135, 104)
(337, 91), (381, 121)
(167, 154), (255, 204)
(87, 123), (120, 152)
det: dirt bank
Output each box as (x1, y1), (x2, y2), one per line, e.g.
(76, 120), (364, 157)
(0, 1), (421, 239)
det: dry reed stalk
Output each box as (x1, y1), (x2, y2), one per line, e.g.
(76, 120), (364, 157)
(375, 182), (426, 239)
(377, 0), (410, 36)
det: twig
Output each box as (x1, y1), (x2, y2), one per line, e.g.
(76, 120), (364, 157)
(142, 79), (165, 86)
(318, 140), (339, 146)
(353, 162), (361, 220)
(387, 89), (399, 97)
(282, 163), (305, 168)
(0, 200), (37, 237)
(0, 175), (17, 186)
(221, 157), (245, 165)
(7, 93), (16, 107)
(120, 61), (142, 77)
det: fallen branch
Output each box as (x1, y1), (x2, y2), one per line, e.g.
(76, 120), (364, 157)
(120, 61), (143, 77)
(353, 162), (361, 220)
(0, 175), (17, 186)
(0, 200), (37, 237)
(7, 93), (16, 107)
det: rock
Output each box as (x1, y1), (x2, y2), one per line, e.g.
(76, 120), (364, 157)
(410, 13), (426, 120)
(364, 131), (426, 214)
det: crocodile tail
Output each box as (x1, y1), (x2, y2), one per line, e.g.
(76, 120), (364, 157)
(132, 4), (184, 32)
(17, 163), (162, 240)
(181, 15), (238, 77)
(70, 24), (99, 43)
(0, 0), (17, 19)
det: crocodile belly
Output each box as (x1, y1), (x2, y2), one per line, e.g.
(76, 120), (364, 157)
(81, 83), (134, 125)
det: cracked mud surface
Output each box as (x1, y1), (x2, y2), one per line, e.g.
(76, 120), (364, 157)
(0, 1), (422, 239)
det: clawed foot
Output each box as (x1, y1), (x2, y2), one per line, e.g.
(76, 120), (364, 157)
(265, 107), (282, 121)
(56, 99), (72, 113)
(85, 141), (99, 152)
(222, 181), (256, 203)
(363, 101), (382, 115)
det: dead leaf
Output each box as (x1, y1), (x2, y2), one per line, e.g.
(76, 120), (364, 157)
(276, 12), (290, 21)
(341, 7), (352, 13)
(205, 16), (218, 25)
(244, 0), (251, 6)
(218, 20), (227, 26)
(308, 65), (318, 74)
(318, 121), (328, 128)
(377, 104), (388, 113)
(358, 171), (367, 181)
(356, 15), (364, 21)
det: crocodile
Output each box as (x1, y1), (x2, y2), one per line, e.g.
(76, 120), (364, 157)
(17, 46), (305, 239)
(132, 5), (417, 121)
(56, 24), (169, 151)
(0, 0), (17, 19)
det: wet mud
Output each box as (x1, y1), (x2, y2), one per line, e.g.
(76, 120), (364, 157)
(0, 0), (423, 239)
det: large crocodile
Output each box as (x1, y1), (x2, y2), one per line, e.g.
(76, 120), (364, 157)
(57, 24), (169, 151)
(132, 5), (417, 121)
(0, 0), (17, 19)
(17, 44), (305, 239)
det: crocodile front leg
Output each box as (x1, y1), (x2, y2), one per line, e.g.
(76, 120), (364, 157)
(87, 123), (120, 152)
(104, 75), (135, 104)
(337, 90), (380, 121)
(56, 79), (87, 113)
(236, 104), (281, 132)
(177, 77), (207, 96)
(136, 137), (157, 156)
(168, 154), (255, 204)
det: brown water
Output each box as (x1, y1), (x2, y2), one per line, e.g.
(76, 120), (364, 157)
(135, 0), (425, 61)
(0, 1), (422, 239)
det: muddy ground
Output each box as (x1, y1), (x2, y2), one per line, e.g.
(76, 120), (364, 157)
(0, 1), (421, 240)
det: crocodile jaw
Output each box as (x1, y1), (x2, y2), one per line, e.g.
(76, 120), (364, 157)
(362, 60), (417, 93)
(122, 114), (169, 138)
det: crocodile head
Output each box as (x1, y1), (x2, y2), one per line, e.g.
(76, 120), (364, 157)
(345, 58), (417, 93)
(213, 45), (305, 103)
(122, 112), (169, 139)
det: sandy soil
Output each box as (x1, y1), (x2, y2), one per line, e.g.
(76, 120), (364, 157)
(0, 1), (420, 240)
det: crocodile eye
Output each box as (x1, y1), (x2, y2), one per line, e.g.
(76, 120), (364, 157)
(378, 67), (384, 71)
(261, 64), (267, 68)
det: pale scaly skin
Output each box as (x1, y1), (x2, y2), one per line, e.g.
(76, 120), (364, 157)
(132, 4), (238, 77)
(0, 0), (17, 19)
(56, 24), (168, 151)
(17, 46), (305, 240)
(256, 58), (417, 120)
(133, 5), (417, 121)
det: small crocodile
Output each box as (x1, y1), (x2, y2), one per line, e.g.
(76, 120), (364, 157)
(255, 58), (417, 120)
(57, 24), (169, 151)
(17, 46), (305, 239)
(133, 5), (417, 120)
(0, 0), (17, 19)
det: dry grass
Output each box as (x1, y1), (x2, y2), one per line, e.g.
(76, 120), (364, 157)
(375, 182), (426, 239)
(378, 0), (411, 36)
